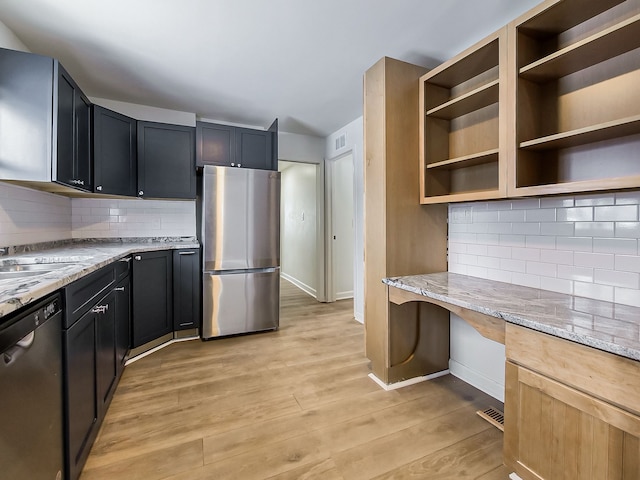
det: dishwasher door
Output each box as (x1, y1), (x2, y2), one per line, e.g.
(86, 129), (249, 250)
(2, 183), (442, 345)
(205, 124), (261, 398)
(0, 294), (64, 480)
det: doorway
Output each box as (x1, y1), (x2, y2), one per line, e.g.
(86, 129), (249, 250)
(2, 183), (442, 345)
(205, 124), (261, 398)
(327, 152), (354, 301)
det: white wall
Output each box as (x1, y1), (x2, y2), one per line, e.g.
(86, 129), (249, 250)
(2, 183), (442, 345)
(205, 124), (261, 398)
(280, 162), (318, 296)
(326, 117), (364, 322)
(279, 132), (325, 164)
(91, 97), (196, 127)
(448, 190), (640, 401)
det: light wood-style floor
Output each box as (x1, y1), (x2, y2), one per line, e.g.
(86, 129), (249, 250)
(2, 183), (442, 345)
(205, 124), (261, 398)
(81, 280), (510, 480)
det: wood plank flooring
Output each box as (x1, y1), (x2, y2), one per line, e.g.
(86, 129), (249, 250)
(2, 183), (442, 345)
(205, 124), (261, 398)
(80, 280), (511, 480)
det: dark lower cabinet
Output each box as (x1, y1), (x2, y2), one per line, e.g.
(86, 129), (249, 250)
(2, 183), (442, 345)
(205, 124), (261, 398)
(173, 249), (201, 330)
(95, 290), (117, 414)
(132, 250), (173, 347)
(114, 261), (131, 375)
(137, 121), (196, 199)
(64, 307), (98, 480)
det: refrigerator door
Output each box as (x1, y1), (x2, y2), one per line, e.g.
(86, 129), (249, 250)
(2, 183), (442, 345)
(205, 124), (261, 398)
(202, 268), (280, 338)
(202, 166), (280, 271)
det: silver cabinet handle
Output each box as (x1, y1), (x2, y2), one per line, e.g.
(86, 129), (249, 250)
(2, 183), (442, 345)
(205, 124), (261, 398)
(238, 163), (241, 167)
(119, 257), (132, 263)
(96, 185), (103, 191)
(231, 162), (235, 166)
(70, 179), (85, 185)
(178, 251), (196, 255)
(114, 286), (126, 292)
(91, 305), (109, 314)
(138, 190), (144, 196)
(134, 255), (141, 261)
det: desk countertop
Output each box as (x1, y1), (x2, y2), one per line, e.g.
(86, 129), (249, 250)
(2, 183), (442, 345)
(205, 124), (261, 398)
(384, 272), (640, 362)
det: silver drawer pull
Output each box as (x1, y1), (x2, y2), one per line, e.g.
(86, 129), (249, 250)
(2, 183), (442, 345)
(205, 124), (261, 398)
(114, 287), (126, 292)
(91, 305), (108, 314)
(178, 251), (196, 255)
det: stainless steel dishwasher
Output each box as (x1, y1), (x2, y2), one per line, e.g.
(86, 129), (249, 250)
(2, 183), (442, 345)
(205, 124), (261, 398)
(0, 292), (64, 480)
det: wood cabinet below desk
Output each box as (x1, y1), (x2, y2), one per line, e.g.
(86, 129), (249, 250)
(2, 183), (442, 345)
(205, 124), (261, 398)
(504, 323), (640, 479)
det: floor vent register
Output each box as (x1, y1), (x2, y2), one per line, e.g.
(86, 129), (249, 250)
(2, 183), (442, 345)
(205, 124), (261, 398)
(476, 407), (504, 431)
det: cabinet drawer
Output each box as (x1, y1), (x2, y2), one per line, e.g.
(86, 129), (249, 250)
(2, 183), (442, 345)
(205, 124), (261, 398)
(506, 323), (640, 416)
(64, 265), (115, 328)
(114, 256), (131, 281)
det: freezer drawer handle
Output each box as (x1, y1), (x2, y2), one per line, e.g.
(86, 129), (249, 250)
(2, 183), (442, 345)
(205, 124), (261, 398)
(178, 251), (196, 255)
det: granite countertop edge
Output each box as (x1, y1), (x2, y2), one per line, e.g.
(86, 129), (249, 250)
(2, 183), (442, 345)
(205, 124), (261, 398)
(0, 237), (200, 319)
(383, 274), (640, 362)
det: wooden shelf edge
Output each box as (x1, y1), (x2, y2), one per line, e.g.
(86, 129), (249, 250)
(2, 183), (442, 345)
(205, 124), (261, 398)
(426, 80), (499, 120)
(420, 188), (505, 205)
(427, 149), (499, 170)
(510, 176), (640, 198)
(520, 115), (640, 151)
(520, 13), (640, 81)
(517, 0), (625, 38)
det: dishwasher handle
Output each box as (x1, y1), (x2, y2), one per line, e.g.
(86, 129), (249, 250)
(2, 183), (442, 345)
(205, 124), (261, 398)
(3, 331), (35, 366)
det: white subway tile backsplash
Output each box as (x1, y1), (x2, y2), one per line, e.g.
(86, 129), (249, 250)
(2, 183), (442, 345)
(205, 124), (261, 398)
(499, 210), (525, 222)
(574, 282), (614, 302)
(615, 255), (640, 273)
(540, 249), (573, 265)
(557, 207), (593, 222)
(525, 235), (556, 249)
(575, 194), (616, 206)
(574, 252), (615, 270)
(541, 222), (574, 236)
(512, 247), (540, 262)
(525, 209), (556, 222)
(615, 287), (640, 307)
(593, 238), (638, 255)
(575, 222), (615, 237)
(615, 222), (640, 238)
(595, 205), (638, 222)
(448, 191), (639, 309)
(594, 269), (640, 289)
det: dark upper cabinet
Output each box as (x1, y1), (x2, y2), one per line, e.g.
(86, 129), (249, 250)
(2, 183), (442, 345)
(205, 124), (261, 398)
(132, 250), (173, 347)
(173, 248), (201, 331)
(56, 65), (92, 191)
(196, 122), (235, 167)
(93, 105), (137, 196)
(196, 119), (278, 170)
(236, 127), (273, 170)
(0, 48), (91, 191)
(137, 121), (196, 199)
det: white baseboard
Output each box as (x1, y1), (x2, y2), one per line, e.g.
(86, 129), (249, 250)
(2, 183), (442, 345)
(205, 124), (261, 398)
(335, 290), (353, 300)
(449, 359), (504, 402)
(281, 273), (317, 298)
(368, 370), (450, 391)
(125, 335), (199, 365)
(354, 309), (363, 324)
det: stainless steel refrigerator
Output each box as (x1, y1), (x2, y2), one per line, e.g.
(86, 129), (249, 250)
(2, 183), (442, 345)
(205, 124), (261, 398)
(199, 165), (280, 339)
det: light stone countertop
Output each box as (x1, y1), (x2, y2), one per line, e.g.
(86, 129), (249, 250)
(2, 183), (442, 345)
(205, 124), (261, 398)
(383, 272), (640, 362)
(0, 238), (200, 319)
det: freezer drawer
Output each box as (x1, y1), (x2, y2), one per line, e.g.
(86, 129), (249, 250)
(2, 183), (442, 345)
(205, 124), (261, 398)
(202, 269), (279, 338)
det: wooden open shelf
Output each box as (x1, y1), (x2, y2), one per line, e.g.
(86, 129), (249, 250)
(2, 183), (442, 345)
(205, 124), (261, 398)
(427, 80), (498, 120)
(520, 13), (640, 81)
(509, 0), (640, 197)
(420, 28), (507, 204)
(427, 149), (498, 170)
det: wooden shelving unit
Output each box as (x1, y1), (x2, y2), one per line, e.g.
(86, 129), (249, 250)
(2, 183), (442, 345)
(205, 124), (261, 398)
(420, 27), (507, 204)
(509, 0), (640, 196)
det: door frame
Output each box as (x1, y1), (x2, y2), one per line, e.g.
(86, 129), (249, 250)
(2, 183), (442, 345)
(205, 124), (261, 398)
(325, 149), (356, 303)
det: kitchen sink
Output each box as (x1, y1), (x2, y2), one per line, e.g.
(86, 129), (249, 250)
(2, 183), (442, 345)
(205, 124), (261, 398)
(0, 263), (74, 273)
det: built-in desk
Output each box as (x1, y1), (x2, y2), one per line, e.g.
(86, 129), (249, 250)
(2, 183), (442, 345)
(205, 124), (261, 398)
(383, 272), (640, 480)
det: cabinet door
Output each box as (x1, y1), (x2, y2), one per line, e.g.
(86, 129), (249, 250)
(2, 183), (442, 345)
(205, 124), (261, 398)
(114, 274), (131, 372)
(267, 118), (278, 171)
(137, 121), (196, 199)
(196, 121), (235, 167)
(235, 127), (273, 170)
(95, 291), (117, 413)
(93, 105), (137, 196)
(132, 250), (173, 347)
(56, 65), (91, 191)
(173, 249), (200, 330)
(64, 310), (97, 480)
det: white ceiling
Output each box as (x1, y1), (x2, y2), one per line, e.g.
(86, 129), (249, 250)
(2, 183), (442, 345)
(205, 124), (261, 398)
(0, 0), (542, 137)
